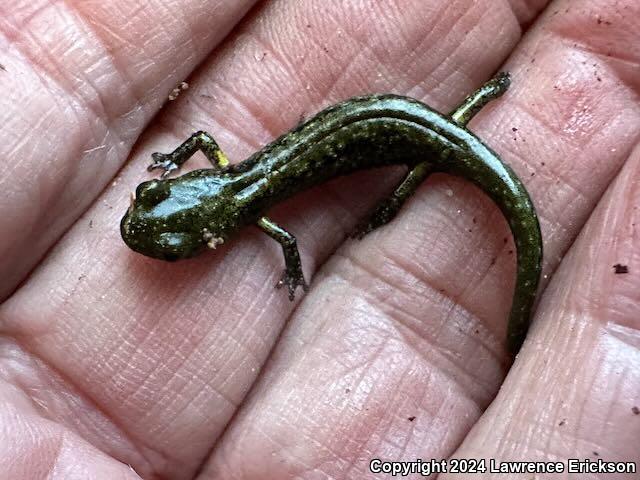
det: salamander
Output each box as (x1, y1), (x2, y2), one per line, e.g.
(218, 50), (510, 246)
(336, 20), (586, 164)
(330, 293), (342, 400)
(120, 73), (542, 354)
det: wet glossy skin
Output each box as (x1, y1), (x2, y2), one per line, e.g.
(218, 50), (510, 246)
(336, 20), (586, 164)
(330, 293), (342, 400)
(121, 73), (543, 354)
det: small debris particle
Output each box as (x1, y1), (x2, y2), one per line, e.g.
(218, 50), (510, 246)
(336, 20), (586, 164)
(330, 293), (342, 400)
(530, 172), (536, 177)
(541, 162), (546, 166)
(632, 406), (640, 415)
(408, 416), (416, 422)
(89, 220), (93, 228)
(503, 237), (508, 244)
(474, 329), (480, 334)
(512, 127), (518, 132)
(0, 63), (5, 71)
(597, 76), (602, 82)
(200, 94), (213, 99)
(613, 264), (629, 274)
(593, 451), (600, 456)
(345, 388), (351, 394)
(490, 257), (497, 266)
(168, 81), (189, 101)
(558, 419), (566, 426)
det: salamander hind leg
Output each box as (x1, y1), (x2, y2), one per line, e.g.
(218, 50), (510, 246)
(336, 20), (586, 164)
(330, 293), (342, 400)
(257, 216), (308, 300)
(449, 72), (511, 126)
(352, 161), (433, 239)
(148, 131), (230, 178)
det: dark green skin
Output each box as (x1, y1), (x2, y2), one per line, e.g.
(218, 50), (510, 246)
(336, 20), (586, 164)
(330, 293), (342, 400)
(121, 73), (542, 354)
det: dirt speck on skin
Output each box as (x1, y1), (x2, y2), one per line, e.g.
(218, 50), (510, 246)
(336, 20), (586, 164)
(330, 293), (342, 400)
(558, 419), (566, 426)
(407, 416), (416, 422)
(632, 406), (640, 415)
(613, 263), (629, 274)
(169, 81), (189, 101)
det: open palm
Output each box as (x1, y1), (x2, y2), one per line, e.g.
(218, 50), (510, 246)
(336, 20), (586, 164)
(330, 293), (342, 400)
(1, 0), (639, 478)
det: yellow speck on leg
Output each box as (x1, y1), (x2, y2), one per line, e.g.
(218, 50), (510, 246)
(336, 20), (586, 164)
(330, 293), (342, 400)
(215, 150), (230, 168)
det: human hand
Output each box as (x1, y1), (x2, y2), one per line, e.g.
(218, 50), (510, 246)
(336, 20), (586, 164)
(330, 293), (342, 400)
(0, 0), (638, 478)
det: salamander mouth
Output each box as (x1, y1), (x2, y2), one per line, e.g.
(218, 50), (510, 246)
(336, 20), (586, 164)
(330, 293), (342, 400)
(120, 211), (204, 261)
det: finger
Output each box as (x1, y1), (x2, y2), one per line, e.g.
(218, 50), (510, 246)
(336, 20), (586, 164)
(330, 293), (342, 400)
(0, 0), (542, 477)
(200, 0), (640, 477)
(442, 145), (640, 476)
(0, 350), (143, 480)
(0, 0), (256, 299)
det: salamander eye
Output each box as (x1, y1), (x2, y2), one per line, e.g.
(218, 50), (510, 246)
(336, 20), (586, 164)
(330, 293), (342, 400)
(135, 180), (170, 207)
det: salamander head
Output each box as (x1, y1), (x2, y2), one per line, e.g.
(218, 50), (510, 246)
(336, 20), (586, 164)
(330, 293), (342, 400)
(120, 174), (240, 261)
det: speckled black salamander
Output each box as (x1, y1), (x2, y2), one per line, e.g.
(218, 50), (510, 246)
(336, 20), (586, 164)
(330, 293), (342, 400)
(121, 73), (542, 354)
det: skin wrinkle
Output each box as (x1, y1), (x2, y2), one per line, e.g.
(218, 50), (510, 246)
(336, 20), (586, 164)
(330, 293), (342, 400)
(136, 339), (232, 437)
(419, 8), (514, 99)
(306, 31), (372, 101)
(329, 251), (501, 404)
(557, 32), (640, 70)
(243, 40), (312, 127)
(124, 321), (238, 426)
(1, 338), (159, 476)
(150, 0), (197, 58)
(506, 92), (598, 154)
(0, 9), (122, 298)
(2, 2), (133, 133)
(552, 36), (640, 93)
(253, 31), (315, 104)
(201, 80), (282, 149)
(291, 9), (372, 96)
(363, 211), (510, 345)
(56, 289), (229, 463)
(58, 1), (131, 130)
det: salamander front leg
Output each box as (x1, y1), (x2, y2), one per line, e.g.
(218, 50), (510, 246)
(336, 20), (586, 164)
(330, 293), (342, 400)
(148, 131), (230, 178)
(353, 161), (433, 239)
(257, 216), (308, 300)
